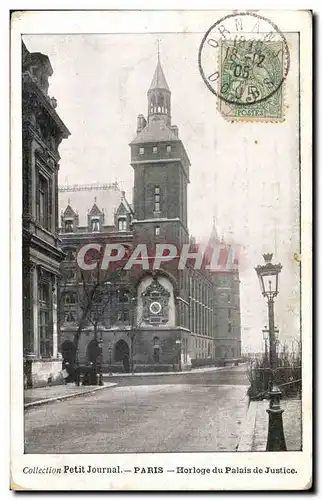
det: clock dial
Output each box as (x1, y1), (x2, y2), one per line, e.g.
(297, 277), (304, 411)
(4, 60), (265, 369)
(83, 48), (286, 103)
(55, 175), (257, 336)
(149, 301), (162, 315)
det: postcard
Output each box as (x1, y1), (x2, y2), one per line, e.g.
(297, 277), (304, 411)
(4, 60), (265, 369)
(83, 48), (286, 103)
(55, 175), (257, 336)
(10, 8), (312, 491)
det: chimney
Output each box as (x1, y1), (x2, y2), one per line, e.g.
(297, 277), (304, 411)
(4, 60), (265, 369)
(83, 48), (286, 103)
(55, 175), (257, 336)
(171, 125), (179, 137)
(136, 114), (147, 135)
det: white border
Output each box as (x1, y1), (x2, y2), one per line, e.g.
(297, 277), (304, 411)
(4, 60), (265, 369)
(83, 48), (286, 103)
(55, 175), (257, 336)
(10, 8), (312, 492)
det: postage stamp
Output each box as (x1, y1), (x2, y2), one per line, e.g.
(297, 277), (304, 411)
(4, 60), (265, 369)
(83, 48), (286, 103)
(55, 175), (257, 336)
(217, 40), (285, 122)
(198, 11), (290, 122)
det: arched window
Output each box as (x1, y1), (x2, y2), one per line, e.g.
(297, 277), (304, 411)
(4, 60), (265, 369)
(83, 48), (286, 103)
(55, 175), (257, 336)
(91, 218), (100, 232)
(64, 219), (74, 233)
(118, 217), (127, 232)
(151, 95), (156, 113)
(64, 292), (76, 305)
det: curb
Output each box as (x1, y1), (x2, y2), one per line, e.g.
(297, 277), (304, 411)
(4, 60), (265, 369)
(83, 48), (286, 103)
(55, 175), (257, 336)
(24, 383), (117, 410)
(103, 365), (239, 378)
(237, 400), (258, 451)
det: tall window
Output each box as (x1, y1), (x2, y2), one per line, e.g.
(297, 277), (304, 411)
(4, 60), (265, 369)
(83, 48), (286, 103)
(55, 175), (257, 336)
(64, 219), (74, 233)
(153, 336), (160, 363)
(139, 147), (144, 155)
(155, 226), (160, 237)
(166, 145), (171, 153)
(117, 290), (130, 322)
(64, 292), (76, 305)
(228, 308), (231, 319)
(118, 217), (127, 232)
(64, 292), (77, 323)
(228, 323), (232, 333)
(154, 186), (160, 212)
(37, 174), (49, 229)
(38, 279), (52, 357)
(152, 146), (158, 154)
(91, 218), (100, 232)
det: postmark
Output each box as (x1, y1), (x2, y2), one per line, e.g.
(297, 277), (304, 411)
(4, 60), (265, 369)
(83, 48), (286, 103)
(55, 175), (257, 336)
(198, 12), (290, 121)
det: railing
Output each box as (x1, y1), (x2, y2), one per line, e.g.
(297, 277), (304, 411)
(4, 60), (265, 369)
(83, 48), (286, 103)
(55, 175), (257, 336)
(58, 182), (119, 192)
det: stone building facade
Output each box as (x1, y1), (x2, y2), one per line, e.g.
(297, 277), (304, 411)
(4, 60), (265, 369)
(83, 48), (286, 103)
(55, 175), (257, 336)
(22, 41), (70, 387)
(58, 56), (241, 372)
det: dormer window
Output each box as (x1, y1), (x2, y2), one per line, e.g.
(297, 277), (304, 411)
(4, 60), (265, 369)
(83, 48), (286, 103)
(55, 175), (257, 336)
(166, 145), (171, 153)
(139, 147), (144, 155)
(118, 217), (127, 232)
(91, 218), (100, 232)
(64, 219), (74, 233)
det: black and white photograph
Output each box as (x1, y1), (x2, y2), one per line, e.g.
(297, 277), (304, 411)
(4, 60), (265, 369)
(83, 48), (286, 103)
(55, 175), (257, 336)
(10, 8), (312, 491)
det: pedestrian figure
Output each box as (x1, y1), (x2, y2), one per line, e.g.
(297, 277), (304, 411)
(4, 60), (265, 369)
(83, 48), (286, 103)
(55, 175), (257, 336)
(123, 354), (130, 373)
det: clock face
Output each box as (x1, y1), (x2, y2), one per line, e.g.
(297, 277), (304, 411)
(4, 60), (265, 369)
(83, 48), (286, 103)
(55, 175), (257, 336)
(149, 301), (162, 315)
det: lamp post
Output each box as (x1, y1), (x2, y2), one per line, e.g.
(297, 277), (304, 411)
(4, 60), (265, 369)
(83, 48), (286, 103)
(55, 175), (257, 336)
(175, 339), (182, 372)
(255, 253), (286, 451)
(262, 326), (269, 392)
(274, 328), (280, 360)
(262, 326), (269, 363)
(130, 297), (137, 374)
(108, 345), (112, 375)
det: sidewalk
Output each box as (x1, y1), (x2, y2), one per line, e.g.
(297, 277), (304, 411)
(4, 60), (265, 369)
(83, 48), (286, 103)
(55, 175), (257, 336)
(24, 382), (117, 409)
(238, 398), (302, 451)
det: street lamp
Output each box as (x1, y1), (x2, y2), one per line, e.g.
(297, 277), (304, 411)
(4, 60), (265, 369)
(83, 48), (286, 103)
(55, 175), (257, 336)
(175, 339), (182, 372)
(255, 253), (286, 451)
(108, 345), (112, 375)
(129, 297), (137, 374)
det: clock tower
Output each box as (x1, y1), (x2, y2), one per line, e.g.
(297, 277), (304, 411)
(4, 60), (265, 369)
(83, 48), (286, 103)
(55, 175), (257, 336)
(130, 54), (190, 251)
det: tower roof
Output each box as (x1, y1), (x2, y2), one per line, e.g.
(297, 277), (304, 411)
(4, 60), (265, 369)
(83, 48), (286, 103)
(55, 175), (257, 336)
(130, 120), (178, 145)
(148, 58), (170, 92)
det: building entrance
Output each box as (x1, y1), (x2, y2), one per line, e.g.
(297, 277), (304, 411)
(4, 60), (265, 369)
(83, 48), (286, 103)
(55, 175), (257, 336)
(114, 340), (130, 372)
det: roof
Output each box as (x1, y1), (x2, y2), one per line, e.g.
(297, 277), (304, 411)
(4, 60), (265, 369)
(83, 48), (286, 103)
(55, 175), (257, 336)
(130, 120), (178, 145)
(148, 59), (170, 92)
(58, 182), (131, 228)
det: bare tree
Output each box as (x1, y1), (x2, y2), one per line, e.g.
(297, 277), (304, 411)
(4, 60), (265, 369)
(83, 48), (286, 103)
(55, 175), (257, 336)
(74, 265), (125, 356)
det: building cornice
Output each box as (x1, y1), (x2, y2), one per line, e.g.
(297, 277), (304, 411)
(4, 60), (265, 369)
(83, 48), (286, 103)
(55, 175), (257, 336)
(131, 158), (182, 166)
(22, 73), (70, 138)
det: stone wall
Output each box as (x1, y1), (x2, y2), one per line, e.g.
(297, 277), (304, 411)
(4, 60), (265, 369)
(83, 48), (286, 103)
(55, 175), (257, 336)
(30, 359), (63, 388)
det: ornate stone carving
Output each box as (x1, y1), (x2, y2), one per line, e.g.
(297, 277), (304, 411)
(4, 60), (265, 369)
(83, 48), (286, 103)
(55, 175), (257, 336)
(142, 277), (170, 325)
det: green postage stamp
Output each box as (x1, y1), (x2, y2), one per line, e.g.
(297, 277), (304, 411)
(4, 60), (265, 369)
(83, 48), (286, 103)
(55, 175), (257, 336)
(217, 40), (285, 122)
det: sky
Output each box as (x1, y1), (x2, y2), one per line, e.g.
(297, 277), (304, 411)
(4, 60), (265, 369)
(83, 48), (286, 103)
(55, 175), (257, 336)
(23, 30), (301, 352)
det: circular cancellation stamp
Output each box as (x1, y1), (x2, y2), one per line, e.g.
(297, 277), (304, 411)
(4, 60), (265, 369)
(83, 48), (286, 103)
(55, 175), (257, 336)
(198, 12), (290, 122)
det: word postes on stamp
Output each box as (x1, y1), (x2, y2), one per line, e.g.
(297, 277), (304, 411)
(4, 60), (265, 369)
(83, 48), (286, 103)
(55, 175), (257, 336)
(198, 12), (290, 122)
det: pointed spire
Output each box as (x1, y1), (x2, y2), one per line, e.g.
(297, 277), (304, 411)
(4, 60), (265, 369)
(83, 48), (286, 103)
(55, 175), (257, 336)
(148, 42), (170, 92)
(209, 216), (220, 243)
